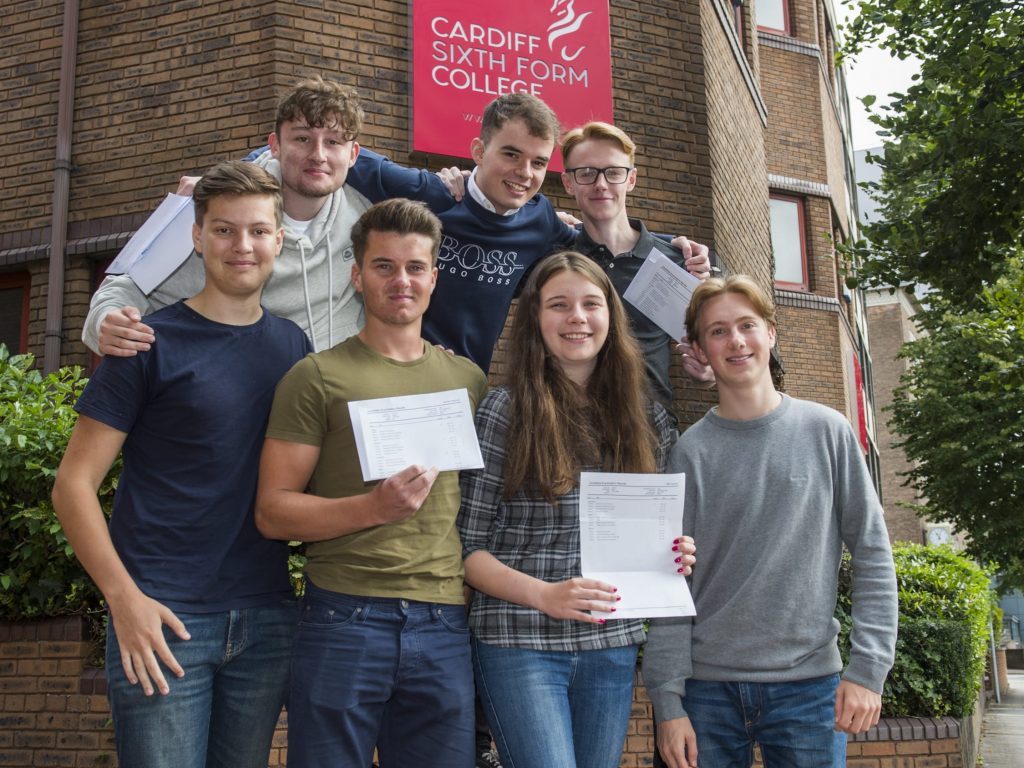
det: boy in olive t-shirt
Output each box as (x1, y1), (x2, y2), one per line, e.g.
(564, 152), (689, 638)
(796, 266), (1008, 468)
(256, 199), (486, 768)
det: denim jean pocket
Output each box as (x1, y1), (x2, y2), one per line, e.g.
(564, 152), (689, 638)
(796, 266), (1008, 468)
(298, 599), (362, 629)
(434, 605), (470, 634)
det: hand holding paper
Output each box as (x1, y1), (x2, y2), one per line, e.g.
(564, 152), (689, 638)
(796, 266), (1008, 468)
(579, 472), (695, 619)
(621, 247), (703, 342)
(369, 464), (439, 524)
(535, 577), (620, 624)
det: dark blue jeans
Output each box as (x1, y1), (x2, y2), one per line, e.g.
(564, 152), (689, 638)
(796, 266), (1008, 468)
(655, 675), (847, 768)
(105, 600), (296, 768)
(286, 581), (475, 768)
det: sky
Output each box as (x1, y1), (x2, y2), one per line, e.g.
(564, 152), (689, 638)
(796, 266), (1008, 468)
(838, 4), (923, 151)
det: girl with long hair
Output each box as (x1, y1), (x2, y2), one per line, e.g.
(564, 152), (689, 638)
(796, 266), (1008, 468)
(457, 251), (695, 768)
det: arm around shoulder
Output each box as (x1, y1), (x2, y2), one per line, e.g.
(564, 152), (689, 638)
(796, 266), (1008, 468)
(346, 147), (458, 214)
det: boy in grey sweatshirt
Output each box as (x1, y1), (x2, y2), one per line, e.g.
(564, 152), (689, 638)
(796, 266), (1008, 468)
(642, 275), (897, 768)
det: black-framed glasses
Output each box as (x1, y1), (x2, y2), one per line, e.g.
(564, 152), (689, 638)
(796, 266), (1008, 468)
(563, 166), (633, 185)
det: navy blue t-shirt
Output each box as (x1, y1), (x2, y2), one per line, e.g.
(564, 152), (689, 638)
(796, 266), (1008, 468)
(75, 301), (312, 613)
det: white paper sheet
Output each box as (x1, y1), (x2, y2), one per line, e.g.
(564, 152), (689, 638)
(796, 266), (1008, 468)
(106, 194), (195, 295)
(621, 247), (703, 342)
(348, 388), (484, 482)
(579, 471), (695, 619)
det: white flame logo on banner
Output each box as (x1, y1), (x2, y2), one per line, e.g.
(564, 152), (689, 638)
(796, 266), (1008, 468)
(548, 0), (592, 62)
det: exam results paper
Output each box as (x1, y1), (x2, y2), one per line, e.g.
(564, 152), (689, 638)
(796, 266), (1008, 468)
(348, 388), (484, 482)
(579, 471), (695, 619)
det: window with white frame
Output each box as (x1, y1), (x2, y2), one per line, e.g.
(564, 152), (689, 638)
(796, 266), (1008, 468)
(770, 194), (809, 290)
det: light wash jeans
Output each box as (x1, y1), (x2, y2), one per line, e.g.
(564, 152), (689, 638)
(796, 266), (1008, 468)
(655, 674), (847, 768)
(473, 638), (639, 768)
(105, 600), (296, 768)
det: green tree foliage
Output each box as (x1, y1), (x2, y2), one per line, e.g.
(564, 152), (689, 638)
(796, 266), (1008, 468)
(0, 346), (116, 620)
(889, 258), (1024, 590)
(840, 0), (1024, 303)
(837, 543), (995, 717)
(840, 0), (1024, 587)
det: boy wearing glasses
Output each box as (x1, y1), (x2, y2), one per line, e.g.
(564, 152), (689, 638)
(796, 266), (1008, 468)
(562, 122), (720, 417)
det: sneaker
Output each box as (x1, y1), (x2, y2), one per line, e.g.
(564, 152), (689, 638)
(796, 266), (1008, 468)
(476, 748), (503, 768)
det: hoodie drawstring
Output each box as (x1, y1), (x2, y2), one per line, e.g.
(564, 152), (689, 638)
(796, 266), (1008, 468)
(297, 238), (318, 352)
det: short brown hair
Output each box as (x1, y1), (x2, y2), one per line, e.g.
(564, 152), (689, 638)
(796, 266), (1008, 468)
(275, 76), (363, 140)
(350, 198), (443, 266)
(686, 274), (777, 344)
(480, 92), (560, 145)
(193, 160), (282, 227)
(561, 122), (637, 166)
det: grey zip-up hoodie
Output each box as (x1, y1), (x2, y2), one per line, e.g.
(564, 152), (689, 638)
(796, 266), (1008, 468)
(83, 151), (371, 353)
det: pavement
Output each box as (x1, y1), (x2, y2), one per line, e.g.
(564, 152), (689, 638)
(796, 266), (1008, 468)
(978, 667), (1024, 767)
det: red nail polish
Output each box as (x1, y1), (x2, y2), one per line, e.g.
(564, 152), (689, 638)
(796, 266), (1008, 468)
(674, 556), (682, 563)
(598, 619), (606, 624)
(671, 545), (679, 552)
(610, 608), (616, 613)
(616, 596), (622, 601)
(677, 567), (686, 573)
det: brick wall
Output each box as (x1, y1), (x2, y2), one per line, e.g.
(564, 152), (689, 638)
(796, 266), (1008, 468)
(703, 0), (772, 281)
(866, 296), (926, 543)
(0, 617), (115, 767)
(776, 302), (847, 413)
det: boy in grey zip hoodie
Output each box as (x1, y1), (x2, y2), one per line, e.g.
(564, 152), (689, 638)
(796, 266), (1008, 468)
(642, 275), (897, 768)
(84, 76), (370, 355)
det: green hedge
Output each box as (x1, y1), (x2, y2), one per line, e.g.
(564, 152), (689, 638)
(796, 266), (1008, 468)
(836, 541), (995, 718)
(0, 346), (115, 621)
(0, 346), (305, 625)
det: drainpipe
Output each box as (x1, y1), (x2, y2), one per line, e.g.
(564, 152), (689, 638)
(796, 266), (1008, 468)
(43, 0), (80, 374)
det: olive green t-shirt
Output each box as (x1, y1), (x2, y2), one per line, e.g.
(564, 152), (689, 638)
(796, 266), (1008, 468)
(266, 335), (487, 604)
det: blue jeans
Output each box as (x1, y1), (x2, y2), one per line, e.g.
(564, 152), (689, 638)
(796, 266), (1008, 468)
(105, 600), (296, 768)
(473, 638), (639, 768)
(287, 581), (475, 768)
(656, 675), (846, 768)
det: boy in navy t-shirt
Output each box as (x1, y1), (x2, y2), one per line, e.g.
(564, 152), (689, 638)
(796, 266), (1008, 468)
(52, 160), (312, 768)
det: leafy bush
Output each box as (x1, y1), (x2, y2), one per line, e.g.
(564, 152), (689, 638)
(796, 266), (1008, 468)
(0, 346), (116, 621)
(837, 541), (995, 717)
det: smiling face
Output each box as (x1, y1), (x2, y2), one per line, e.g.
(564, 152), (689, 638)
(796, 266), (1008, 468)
(269, 117), (359, 207)
(691, 292), (777, 389)
(538, 269), (610, 385)
(191, 194), (283, 299)
(470, 118), (555, 215)
(561, 137), (637, 225)
(352, 230), (438, 327)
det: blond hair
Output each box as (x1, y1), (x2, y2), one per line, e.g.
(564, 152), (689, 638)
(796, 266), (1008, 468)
(686, 275), (777, 344)
(561, 121), (636, 166)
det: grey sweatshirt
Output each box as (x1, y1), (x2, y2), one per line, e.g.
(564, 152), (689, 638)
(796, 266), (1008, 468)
(642, 394), (897, 723)
(83, 151), (371, 353)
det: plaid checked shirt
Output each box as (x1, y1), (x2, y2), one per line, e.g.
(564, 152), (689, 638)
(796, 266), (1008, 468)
(457, 386), (674, 651)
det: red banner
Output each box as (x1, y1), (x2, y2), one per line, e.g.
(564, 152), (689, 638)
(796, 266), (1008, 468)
(411, 0), (614, 171)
